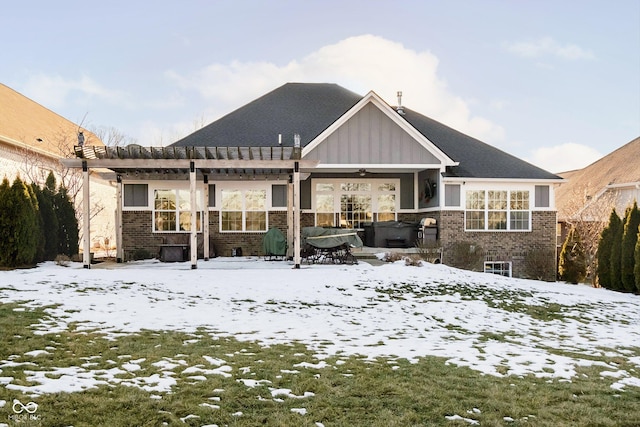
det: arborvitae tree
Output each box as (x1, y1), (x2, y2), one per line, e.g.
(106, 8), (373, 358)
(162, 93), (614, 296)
(38, 172), (59, 260)
(621, 201), (640, 292)
(7, 177), (38, 266)
(610, 207), (627, 291)
(0, 177), (12, 267)
(635, 232), (640, 293)
(55, 185), (79, 257)
(29, 183), (46, 263)
(559, 227), (587, 284)
(597, 209), (620, 289)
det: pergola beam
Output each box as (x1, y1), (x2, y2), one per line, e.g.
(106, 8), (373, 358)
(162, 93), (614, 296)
(61, 158), (317, 170)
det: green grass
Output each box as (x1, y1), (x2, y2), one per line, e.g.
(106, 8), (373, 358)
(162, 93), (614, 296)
(1, 301), (639, 427)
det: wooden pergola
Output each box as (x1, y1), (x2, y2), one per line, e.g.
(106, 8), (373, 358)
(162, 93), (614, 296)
(61, 145), (318, 269)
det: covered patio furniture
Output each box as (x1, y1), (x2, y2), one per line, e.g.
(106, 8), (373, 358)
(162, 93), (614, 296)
(262, 227), (288, 260)
(301, 227), (363, 265)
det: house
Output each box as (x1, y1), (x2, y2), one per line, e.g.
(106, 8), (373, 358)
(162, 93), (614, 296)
(556, 137), (640, 222)
(65, 83), (561, 279)
(555, 137), (640, 250)
(0, 83), (115, 252)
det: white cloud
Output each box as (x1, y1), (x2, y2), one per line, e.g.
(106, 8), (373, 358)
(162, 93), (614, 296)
(527, 142), (602, 173)
(164, 34), (505, 144)
(503, 37), (595, 60)
(22, 74), (133, 112)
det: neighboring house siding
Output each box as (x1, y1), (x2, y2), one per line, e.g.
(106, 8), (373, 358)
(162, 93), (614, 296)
(614, 188), (640, 213)
(438, 210), (557, 281)
(305, 103), (441, 165)
(0, 142), (59, 183)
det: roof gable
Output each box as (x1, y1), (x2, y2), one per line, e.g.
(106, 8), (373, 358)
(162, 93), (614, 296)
(303, 91), (455, 169)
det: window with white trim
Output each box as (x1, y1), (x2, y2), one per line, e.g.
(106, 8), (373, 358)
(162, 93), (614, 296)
(314, 179), (399, 228)
(154, 189), (202, 232)
(465, 190), (531, 231)
(221, 188), (267, 232)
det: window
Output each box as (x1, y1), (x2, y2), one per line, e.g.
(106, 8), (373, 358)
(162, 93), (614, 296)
(313, 180), (399, 228)
(465, 191), (485, 230)
(535, 185), (550, 208)
(221, 189), (267, 232)
(484, 261), (512, 277)
(340, 194), (372, 228)
(208, 184), (216, 207)
(465, 190), (531, 231)
(510, 191), (530, 230)
(154, 189), (202, 232)
(377, 183), (396, 221)
(445, 184), (461, 207)
(124, 184), (148, 207)
(487, 191), (507, 230)
(272, 185), (287, 207)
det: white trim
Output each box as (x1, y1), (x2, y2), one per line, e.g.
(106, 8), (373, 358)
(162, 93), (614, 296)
(302, 91), (458, 169)
(313, 163), (443, 171)
(605, 181), (640, 190)
(443, 177), (564, 184)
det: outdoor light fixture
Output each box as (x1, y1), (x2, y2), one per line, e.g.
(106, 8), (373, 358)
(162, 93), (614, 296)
(359, 168), (367, 177)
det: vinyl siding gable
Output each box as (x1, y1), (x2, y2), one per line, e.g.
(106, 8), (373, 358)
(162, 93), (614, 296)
(304, 102), (441, 165)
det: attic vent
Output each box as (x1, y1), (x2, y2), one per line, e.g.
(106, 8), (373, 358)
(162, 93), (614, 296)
(396, 91), (405, 115)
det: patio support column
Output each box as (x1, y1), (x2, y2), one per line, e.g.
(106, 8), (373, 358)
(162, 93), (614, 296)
(287, 176), (294, 259)
(203, 175), (210, 261)
(82, 161), (91, 269)
(189, 161), (197, 269)
(115, 175), (123, 263)
(293, 161), (301, 268)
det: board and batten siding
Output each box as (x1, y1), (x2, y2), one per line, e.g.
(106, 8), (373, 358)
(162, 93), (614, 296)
(304, 103), (441, 165)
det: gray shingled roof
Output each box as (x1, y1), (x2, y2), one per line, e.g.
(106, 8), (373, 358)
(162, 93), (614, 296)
(172, 83), (362, 148)
(400, 109), (560, 179)
(170, 82), (560, 180)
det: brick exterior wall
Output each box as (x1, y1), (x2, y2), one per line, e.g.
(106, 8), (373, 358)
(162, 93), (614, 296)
(437, 210), (557, 281)
(122, 210), (292, 260)
(122, 209), (557, 280)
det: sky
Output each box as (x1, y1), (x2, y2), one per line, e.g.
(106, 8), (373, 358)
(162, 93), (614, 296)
(1, 0), (639, 173)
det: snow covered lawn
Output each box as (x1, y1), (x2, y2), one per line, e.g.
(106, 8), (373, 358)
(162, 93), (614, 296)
(0, 257), (639, 425)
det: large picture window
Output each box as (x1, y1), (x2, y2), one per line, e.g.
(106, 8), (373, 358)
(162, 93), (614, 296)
(313, 179), (398, 228)
(465, 190), (530, 231)
(221, 189), (267, 232)
(154, 189), (202, 232)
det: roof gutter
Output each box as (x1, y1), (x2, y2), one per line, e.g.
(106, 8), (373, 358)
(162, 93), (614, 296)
(0, 134), (60, 159)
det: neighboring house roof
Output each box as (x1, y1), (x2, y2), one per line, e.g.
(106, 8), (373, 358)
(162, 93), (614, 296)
(556, 136), (640, 219)
(171, 82), (560, 180)
(0, 83), (101, 157)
